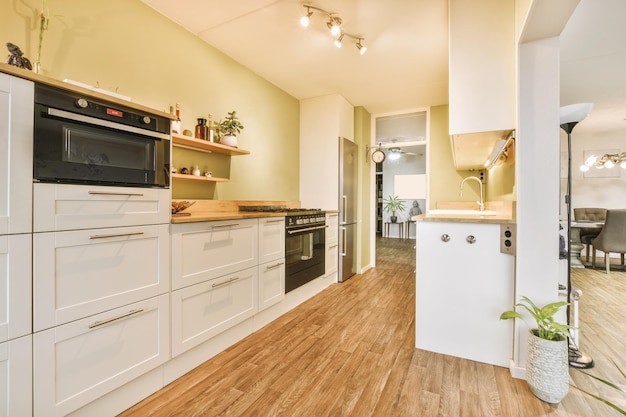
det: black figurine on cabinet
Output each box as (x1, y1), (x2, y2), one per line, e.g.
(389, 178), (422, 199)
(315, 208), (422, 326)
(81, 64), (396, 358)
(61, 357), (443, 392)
(6, 43), (32, 70)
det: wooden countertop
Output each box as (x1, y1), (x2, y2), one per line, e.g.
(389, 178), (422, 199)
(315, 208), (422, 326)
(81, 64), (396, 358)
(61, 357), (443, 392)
(1, 63), (174, 119)
(170, 199), (335, 223)
(414, 201), (516, 224)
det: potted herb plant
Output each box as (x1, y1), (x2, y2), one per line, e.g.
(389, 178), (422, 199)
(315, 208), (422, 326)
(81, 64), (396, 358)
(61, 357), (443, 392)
(501, 296), (573, 404)
(383, 195), (406, 223)
(219, 110), (244, 147)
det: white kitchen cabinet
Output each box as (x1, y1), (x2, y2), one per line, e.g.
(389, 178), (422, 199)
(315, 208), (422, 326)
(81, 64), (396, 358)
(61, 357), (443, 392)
(34, 294), (170, 417)
(259, 217), (285, 264)
(171, 267), (257, 357)
(171, 218), (258, 290)
(33, 183), (170, 232)
(325, 213), (339, 276)
(415, 221), (514, 367)
(33, 224), (170, 332)
(258, 259), (285, 312)
(0, 73), (33, 235)
(0, 234), (31, 343)
(0, 335), (32, 417)
(448, 0), (515, 136)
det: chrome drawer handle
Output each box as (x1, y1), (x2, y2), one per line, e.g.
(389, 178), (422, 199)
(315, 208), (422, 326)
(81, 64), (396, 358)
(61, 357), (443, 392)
(441, 234), (450, 242)
(212, 277), (240, 288)
(212, 223), (239, 229)
(265, 219), (284, 224)
(90, 232), (145, 239)
(265, 262), (285, 271)
(89, 309), (144, 329)
(88, 191), (144, 196)
(466, 235), (476, 244)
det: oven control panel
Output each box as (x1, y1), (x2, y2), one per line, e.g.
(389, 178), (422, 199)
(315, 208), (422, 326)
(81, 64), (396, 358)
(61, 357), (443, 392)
(286, 214), (326, 228)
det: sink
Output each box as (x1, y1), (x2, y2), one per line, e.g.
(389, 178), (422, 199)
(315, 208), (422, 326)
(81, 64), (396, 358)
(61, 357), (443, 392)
(427, 209), (498, 216)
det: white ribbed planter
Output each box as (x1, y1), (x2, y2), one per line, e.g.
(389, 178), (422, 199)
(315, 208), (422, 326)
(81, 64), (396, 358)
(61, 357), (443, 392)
(222, 135), (238, 147)
(526, 329), (569, 403)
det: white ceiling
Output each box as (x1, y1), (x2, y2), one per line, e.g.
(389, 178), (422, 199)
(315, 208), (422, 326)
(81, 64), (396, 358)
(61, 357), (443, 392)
(142, 0), (626, 136)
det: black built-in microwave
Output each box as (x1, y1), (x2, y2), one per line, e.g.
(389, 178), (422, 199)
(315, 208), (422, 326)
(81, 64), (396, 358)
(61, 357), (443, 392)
(33, 84), (171, 188)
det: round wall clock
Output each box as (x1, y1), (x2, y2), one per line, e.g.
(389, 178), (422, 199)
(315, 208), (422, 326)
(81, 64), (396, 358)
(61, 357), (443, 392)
(372, 149), (385, 163)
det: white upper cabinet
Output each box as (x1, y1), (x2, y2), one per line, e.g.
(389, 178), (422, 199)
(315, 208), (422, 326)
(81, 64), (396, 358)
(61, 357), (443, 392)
(448, 0), (515, 169)
(0, 73), (33, 235)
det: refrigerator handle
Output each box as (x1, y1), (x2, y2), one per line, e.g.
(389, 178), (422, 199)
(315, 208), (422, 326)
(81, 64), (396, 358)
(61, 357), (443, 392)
(341, 195), (347, 224)
(340, 226), (347, 256)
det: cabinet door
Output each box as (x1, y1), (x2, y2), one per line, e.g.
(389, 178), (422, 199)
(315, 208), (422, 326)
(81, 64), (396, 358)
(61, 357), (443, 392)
(0, 234), (31, 342)
(171, 267), (257, 357)
(34, 224), (170, 331)
(325, 243), (338, 276)
(258, 259), (285, 312)
(0, 73), (33, 235)
(325, 213), (339, 245)
(415, 222), (514, 367)
(34, 294), (170, 417)
(0, 335), (32, 417)
(171, 219), (258, 290)
(259, 217), (285, 264)
(33, 183), (170, 232)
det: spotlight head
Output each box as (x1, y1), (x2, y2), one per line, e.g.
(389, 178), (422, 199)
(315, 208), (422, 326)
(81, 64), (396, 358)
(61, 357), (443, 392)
(356, 40), (367, 55)
(300, 8), (312, 27)
(327, 17), (342, 36)
(334, 33), (344, 48)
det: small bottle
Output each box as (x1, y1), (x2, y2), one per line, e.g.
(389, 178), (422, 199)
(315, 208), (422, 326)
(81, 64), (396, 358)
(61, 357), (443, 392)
(192, 165), (201, 176)
(171, 103), (182, 135)
(195, 118), (208, 140)
(207, 113), (215, 143)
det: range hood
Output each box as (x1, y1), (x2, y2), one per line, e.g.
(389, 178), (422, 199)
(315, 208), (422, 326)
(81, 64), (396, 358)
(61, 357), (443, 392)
(450, 129), (515, 170)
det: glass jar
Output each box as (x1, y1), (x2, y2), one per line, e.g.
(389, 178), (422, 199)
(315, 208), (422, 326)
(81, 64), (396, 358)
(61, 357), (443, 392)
(195, 118), (208, 140)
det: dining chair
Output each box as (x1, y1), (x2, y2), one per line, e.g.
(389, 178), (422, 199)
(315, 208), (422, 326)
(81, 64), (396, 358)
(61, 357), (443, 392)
(591, 209), (626, 273)
(573, 207), (606, 262)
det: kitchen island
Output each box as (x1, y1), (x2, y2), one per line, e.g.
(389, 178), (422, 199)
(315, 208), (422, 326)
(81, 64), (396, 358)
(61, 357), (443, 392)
(414, 202), (516, 367)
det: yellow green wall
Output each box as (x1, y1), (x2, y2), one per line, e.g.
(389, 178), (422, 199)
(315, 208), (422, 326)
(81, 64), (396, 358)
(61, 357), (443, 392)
(1, 0), (300, 200)
(354, 106), (371, 270)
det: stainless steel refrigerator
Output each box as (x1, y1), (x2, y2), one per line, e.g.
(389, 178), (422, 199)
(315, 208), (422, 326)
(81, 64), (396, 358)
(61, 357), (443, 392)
(338, 137), (358, 282)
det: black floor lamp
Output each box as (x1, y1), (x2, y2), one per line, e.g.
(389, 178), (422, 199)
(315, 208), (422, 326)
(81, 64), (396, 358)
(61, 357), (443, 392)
(559, 102), (595, 369)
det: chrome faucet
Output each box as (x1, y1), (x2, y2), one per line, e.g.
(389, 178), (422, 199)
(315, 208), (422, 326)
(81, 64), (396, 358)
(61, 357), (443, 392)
(460, 176), (485, 211)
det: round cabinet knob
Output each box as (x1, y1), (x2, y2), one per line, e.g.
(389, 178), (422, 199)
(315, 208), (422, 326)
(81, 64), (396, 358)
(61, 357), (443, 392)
(466, 235), (476, 244)
(441, 234), (450, 242)
(140, 116), (151, 124)
(75, 98), (88, 109)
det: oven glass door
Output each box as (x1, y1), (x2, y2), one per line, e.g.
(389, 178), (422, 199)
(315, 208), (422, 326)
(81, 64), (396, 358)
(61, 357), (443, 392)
(285, 226), (325, 293)
(34, 104), (169, 187)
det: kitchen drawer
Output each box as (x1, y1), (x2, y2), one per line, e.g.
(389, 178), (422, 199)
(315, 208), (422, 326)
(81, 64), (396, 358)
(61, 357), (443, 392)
(0, 73), (33, 236)
(258, 258), (285, 312)
(325, 242), (338, 276)
(259, 217), (285, 264)
(325, 213), (339, 245)
(0, 335), (32, 417)
(171, 219), (258, 290)
(0, 233), (31, 342)
(171, 267), (257, 357)
(34, 224), (170, 331)
(33, 183), (170, 232)
(34, 294), (170, 417)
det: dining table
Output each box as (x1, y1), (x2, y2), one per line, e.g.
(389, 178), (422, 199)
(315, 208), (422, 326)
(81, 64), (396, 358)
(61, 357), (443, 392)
(571, 220), (604, 268)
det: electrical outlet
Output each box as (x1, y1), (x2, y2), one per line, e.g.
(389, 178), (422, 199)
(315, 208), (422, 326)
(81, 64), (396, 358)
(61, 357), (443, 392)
(479, 170), (486, 184)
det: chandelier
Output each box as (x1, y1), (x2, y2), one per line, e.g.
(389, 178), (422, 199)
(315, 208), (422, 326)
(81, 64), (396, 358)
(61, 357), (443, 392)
(579, 152), (626, 171)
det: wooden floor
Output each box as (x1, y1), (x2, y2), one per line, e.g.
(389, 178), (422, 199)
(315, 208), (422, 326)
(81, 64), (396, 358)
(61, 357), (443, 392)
(119, 238), (626, 417)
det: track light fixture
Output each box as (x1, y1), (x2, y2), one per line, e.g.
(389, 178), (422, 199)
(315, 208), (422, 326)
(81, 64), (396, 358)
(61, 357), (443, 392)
(301, 4), (367, 54)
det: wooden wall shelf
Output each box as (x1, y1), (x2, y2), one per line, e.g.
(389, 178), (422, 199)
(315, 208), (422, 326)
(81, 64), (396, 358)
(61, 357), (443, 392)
(172, 134), (250, 156)
(171, 173), (228, 183)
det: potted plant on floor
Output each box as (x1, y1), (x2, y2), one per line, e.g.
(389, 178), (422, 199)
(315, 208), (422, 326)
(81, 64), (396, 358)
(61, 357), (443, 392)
(383, 195), (406, 223)
(219, 110), (244, 147)
(500, 296), (574, 404)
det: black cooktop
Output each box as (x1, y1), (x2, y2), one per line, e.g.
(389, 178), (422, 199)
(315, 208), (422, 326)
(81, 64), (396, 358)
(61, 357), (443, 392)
(239, 205), (323, 214)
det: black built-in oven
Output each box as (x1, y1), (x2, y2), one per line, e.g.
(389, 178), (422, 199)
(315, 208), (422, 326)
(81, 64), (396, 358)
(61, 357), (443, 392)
(284, 210), (326, 293)
(33, 83), (170, 188)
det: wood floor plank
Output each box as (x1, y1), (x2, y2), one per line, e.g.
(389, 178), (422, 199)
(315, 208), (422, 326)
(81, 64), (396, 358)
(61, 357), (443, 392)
(119, 237), (626, 417)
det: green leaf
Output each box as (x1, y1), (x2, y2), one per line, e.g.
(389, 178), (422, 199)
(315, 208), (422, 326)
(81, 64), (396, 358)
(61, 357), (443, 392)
(500, 311), (522, 320)
(570, 385), (626, 416)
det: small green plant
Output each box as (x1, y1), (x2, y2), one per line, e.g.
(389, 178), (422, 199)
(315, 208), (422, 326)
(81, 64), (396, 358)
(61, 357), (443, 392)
(219, 110), (244, 136)
(572, 360), (626, 415)
(500, 296), (573, 341)
(383, 195), (406, 217)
